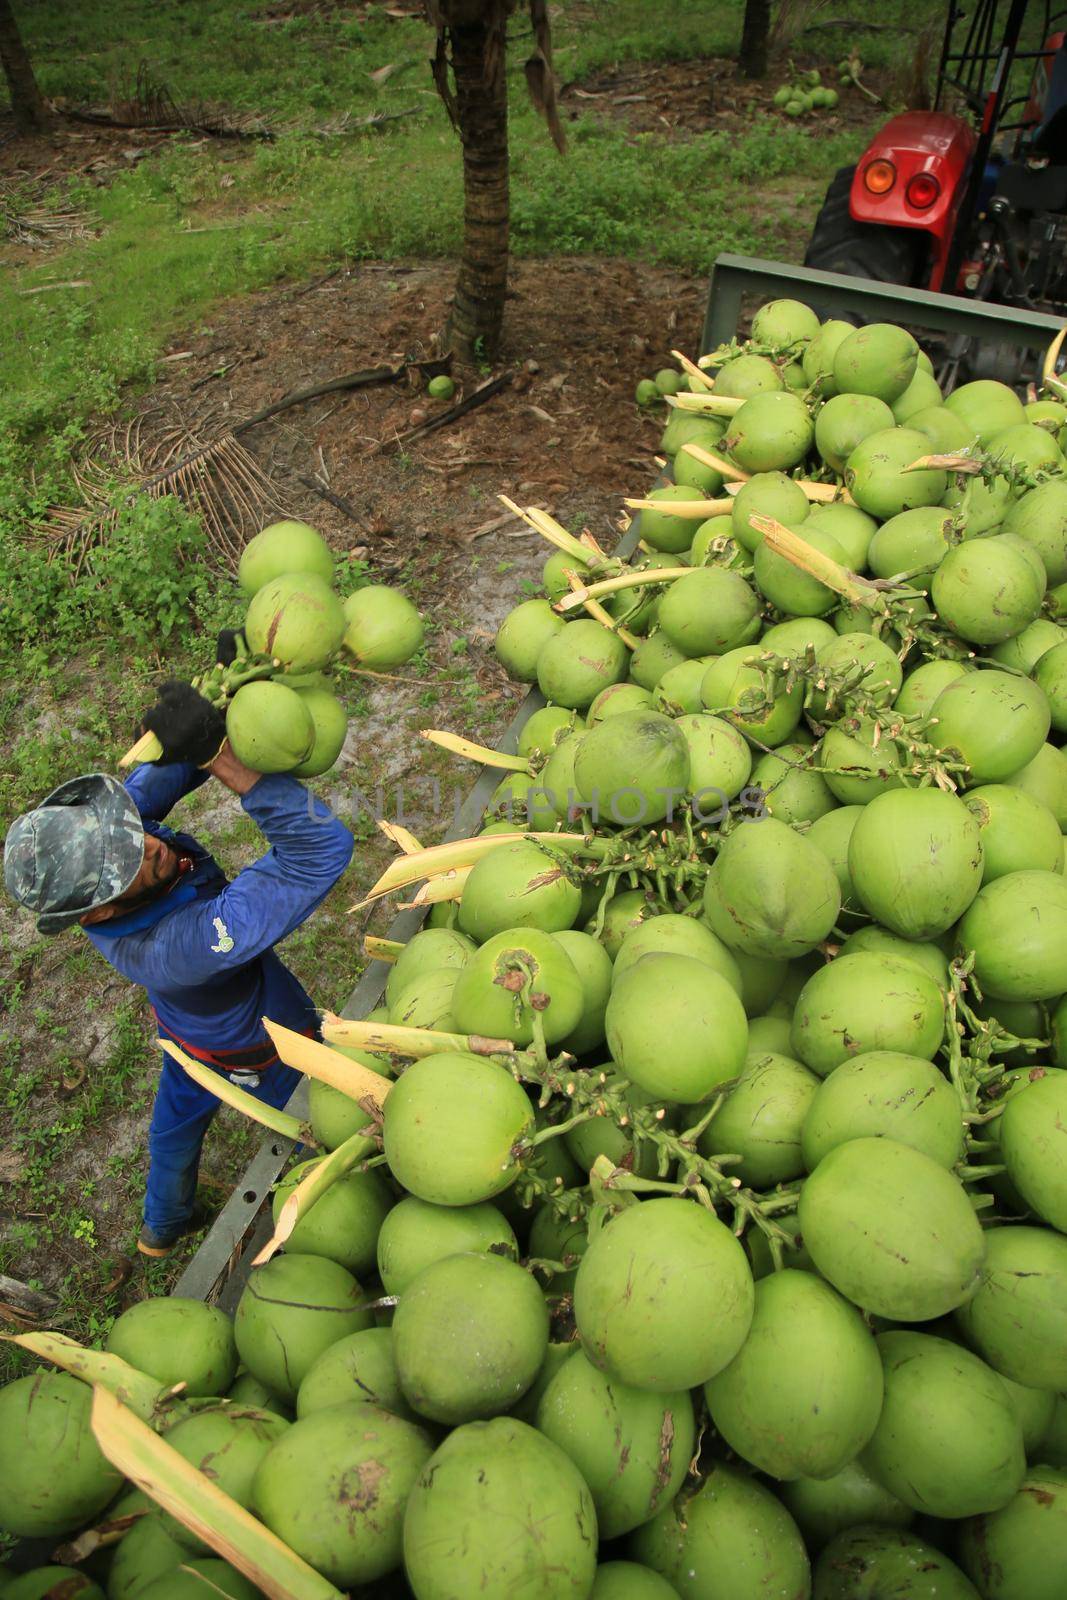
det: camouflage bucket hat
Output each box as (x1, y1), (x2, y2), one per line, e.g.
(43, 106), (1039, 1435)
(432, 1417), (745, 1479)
(3, 773), (145, 935)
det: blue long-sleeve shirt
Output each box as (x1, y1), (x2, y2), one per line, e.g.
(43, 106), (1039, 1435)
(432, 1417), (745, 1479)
(84, 763), (354, 1055)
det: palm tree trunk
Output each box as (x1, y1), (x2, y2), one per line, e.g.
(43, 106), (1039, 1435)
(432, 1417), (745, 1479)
(0, 0), (49, 132)
(447, 7), (510, 364)
(738, 0), (771, 79)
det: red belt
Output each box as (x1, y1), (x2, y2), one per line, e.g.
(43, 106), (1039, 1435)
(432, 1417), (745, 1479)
(155, 1019), (285, 1074)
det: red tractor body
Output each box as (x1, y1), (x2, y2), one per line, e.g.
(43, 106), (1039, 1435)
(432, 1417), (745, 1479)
(849, 112), (976, 289)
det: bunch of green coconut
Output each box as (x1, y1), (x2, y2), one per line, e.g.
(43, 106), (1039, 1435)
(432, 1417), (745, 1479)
(772, 69), (839, 117)
(135, 518), (423, 778)
(7, 300), (1067, 1600)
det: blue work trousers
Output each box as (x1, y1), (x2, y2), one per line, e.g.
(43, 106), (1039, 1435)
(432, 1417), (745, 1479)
(144, 1051), (300, 1239)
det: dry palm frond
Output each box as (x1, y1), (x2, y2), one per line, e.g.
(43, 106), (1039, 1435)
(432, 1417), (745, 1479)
(32, 404), (282, 576)
(72, 62), (272, 140)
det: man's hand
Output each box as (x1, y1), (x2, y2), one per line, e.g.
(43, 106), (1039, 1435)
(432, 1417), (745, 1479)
(140, 682), (227, 767)
(207, 742), (262, 796)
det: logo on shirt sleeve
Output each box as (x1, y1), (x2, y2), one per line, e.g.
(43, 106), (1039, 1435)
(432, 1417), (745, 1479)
(210, 916), (234, 954)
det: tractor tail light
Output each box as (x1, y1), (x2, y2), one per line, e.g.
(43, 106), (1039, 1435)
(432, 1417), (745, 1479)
(863, 160), (897, 194)
(906, 173), (941, 210)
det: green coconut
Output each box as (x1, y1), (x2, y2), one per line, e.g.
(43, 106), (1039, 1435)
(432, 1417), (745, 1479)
(958, 1465), (1067, 1600)
(287, 685), (347, 776)
(393, 1253), (548, 1425)
(862, 1331), (1025, 1518)
(587, 682), (655, 724)
(845, 426), (948, 518)
(660, 411), (726, 459)
(953, 1224), (1067, 1392)
(656, 567), (760, 658)
(387, 964), (459, 1031)
(833, 323), (919, 403)
(402, 1417), (598, 1600)
(798, 1137), (985, 1320)
(697, 1050), (818, 1187)
(990, 616), (1065, 672)
(238, 520), (333, 597)
(494, 599), (565, 681)
(712, 353), (783, 398)
(271, 1158), (392, 1276)
(554, 928), (614, 1056)
(944, 466), (1013, 533)
(989, 420), (1065, 483)
(803, 503), (877, 571)
(1006, 740), (1067, 828)
(724, 391), (815, 473)
(807, 803), (863, 915)
(586, 887), (656, 957)
(573, 708), (691, 826)
(106, 1297), (237, 1398)
(944, 378), (1026, 444)
(999, 1070), (1067, 1229)
(537, 619), (630, 709)
(731, 949), (788, 1015)
(451, 928), (583, 1046)
(5, 1572), (104, 1600)
(1034, 639), (1067, 734)
(628, 630), (687, 691)
(137, 1560), (260, 1600)
(780, 1459), (913, 1554)
(802, 319), (854, 394)
(674, 440), (724, 496)
(964, 783), (1063, 881)
(809, 632), (902, 720)
(457, 839), (580, 941)
(958, 869), (1067, 999)
(908, 401), (975, 452)
(731, 470), (810, 552)
(705, 1269), (883, 1481)
(244, 572), (345, 671)
(791, 953), (945, 1076)
(847, 787), (983, 937)
(932, 534), (1045, 645)
(233, 1254), (372, 1402)
(543, 546), (591, 601)
(638, 484), (710, 554)
(761, 615), (838, 654)
(376, 1196), (517, 1298)
(894, 657), (970, 719)
(815, 393), (895, 473)
(605, 953), (748, 1102)
(159, 1405), (289, 1552)
(1002, 479), (1067, 584)
(574, 1197), (754, 1391)
(341, 584), (423, 669)
(0, 1371), (123, 1538)
(754, 523), (849, 617)
(612, 914), (741, 994)
(535, 733), (583, 825)
(867, 504), (955, 579)
(838, 929), (949, 990)
(703, 816), (841, 958)
(700, 649), (805, 747)
(385, 928), (474, 1008)
(517, 704), (579, 757)
(813, 1526), (980, 1600)
(252, 1401), (433, 1587)
(629, 1464), (810, 1599)
(890, 366), (942, 422)
(676, 712), (753, 804)
(225, 680), (314, 772)
(382, 1051), (532, 1206)
(296, 1327), (411, 1420)
(751, 298), (821, 347)
(931, 670), (1051, 785)
(307, 1061), (387, 1152)
(652, 658), (712, 715)
(591, 1563), (681, 1600)
(108, 1514), (187, 1600)
(536, 1350), (694, 1539)
(801, 1050), (963, 1170)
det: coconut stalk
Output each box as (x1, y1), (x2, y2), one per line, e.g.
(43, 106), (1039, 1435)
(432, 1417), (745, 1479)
(907, 452), (982, 475)
(1043, 322), (1067, 402)
(55, 1510), (146, 1564)
(497, 495), (594, 565)
(665, 391), (744, 417)
(400, 866), (472, 907)
(160, 1041), (312, 1142)
(363, 935), (403, 963)
(262, 1020), (395, 1103)
(89, 1388), (343, 1600)
(377, 819), (423, 854)
(253, 1130), (375, 1267)
(6, 1332), (167, 1421)
(624, 495), (734, 518)
(751, 516), (886, 610)
(350, 831), (585, 910)
(119, 730), (164, 769)
(420, 729), (533, 772)
(565, 570), (638, 648)
(680, 441), (749, 482)
(321, 1012), (517, 1060)
(670, 349), (714, 392)
(555, 567), (690, 614)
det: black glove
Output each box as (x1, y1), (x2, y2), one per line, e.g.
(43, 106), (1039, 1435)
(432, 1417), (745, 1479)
(216, 628), (246, 668)
(140, 681), (227, 766)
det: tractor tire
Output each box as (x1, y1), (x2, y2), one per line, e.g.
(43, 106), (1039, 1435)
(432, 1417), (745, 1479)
(804, 166), (925, 286)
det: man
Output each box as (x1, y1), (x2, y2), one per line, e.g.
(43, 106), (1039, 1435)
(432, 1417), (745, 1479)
(3, 679), (354, 1257)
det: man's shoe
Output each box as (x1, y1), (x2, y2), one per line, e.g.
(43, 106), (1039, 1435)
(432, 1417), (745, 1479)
(136, 1206), (211, 1258)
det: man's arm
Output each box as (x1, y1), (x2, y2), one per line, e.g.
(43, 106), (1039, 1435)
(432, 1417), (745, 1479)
(124, 761), (211, 824)
(145, 771), (354, 988)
